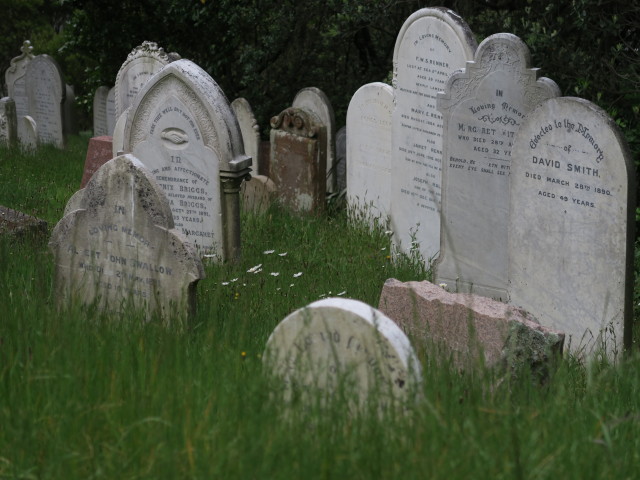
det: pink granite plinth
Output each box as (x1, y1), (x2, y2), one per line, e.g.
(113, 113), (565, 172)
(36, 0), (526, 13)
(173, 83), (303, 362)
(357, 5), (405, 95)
(378, 278), (564, 372)
(80, 136), (113, 188)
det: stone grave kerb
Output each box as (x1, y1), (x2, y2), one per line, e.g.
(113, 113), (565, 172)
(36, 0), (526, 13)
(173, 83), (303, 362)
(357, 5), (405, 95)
(122, 59), (251, 261)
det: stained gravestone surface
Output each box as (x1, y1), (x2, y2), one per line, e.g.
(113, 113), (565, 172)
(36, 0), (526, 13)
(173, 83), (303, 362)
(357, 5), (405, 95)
(106, 86), (116, 135)
(241, 175), (277, 215)
(115, 41), (178, 118)
(263, 297), (422, 411)
(0, 205), (47, 238)
(378, 279), (564, 375)
(390, 8), (477, 265)
(435, 33), (560, 300)
(0, 97), (17, 147)
(64, 84), (79, 136)
(93, 86), (110, 137)
(4, 40), (34, 144)
(122, 59), (251, 261)
(335, 126), (347, 192)
(509, 97), (635, 360)
(269, 107), (327, 214)
(231, 97), (261, 175)
(49, 154), (204, 321)
(25, 54), (66, 148)
(80, 136), (114, 188)
(346, 82), (393, 226)
(292, 87), (337, 193)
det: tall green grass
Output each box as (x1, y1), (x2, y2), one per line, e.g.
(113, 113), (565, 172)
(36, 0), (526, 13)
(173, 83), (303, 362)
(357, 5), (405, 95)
(0, 137), (639, 478)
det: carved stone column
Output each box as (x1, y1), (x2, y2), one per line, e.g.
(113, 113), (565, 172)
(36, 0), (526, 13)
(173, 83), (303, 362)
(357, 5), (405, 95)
(220, 154), (252, 262)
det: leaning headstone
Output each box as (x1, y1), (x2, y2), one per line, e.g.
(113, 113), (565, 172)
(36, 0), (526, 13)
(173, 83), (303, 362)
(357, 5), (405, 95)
(63, 84), (79, 136)
(122, 59), (251, 261)
(269, 107), (327, 214)
(335, 126), (347, 192)
(0, 205), (47, 238)
(93, 85), (110, 137)
(292, 87), (337, 193)
(80, 136), (114, 187)
(106, 86), (116, 135)
(509, 97), (635, 361)
(390, 8), (477, 265)
(115, 41), (179, 118)
(435, 33), (560, 300)
(346, 82), (393, 226)
(0, 97), (18, 147)
(25, 54), (66, 148)
(264, 297), (422, 411)
(378, 279), (564, 376)
(231, 97), (261, 175)
(49, 154), (205, 321)
(4, 41), (34, 144)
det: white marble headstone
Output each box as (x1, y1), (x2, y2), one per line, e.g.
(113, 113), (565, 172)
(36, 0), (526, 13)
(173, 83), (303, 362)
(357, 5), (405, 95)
(509, 97), (635, 361)
(93, 86), (110, 137)
(231, 97), (261, 174)
(49, 154), (204, 321)
(4, 40), (34, 145)
(292, 87), (337, 193)
(264, 297), (422, 410)
(435, 33), (560, 300)
(25, 54), (66, 148)
(390, 8), (476, 266)
(123, 59), (250, 260)
(346, 82), (393, 226)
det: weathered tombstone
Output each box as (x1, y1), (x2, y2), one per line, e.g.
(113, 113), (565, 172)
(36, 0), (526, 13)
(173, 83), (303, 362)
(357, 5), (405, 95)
(335, 126), (347, 192)
(112, 109), (128, 157)
(80, 136), (114, 187)
(5, 41), (34, 145)
(122, 59), (251, 261)
(0, 205), (48, 238)
(434, 33), (560, 300)
(93, 85), (110, 137)
(49, 154), (205, 321)
(20, 116), (38, 151)
(378, 279), (564, 376)
(264, 297), (422, 411)
(390, 8), (477, 265)
(25, 54), (66, 148)
(0, 97), (18, 147)
(292, 87), (337, 193)
(241, 175), (277, 215)
(346, 82), (393, 226)
(106, 86), (116, 135)
(269, 107), (327, 214)
(115, 41), (179, 118)
(64, 84), (79, 136)
(508, 97), (635, 361)
(231, 97), (261, 175)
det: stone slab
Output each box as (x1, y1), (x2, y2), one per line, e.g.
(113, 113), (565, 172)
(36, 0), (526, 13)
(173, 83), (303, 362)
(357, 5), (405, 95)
(378, 278), (564, 373)
(25, 55), (65, 148)
(106, 86), (116, 136)
(0, 205), (47, 238)
(335, 126), (347, 192)
(49, 153), (205, 321)
(390, 8), (477, 265)
(20, 115), (37, 151)
(264, 297), (422, 411)
(346, 82), (393, 226)
(0, 97), (18, 147)
(241, 174), (277, 215)
(93, 85), (110, 137)
(508, 97), (635, 361)
(231, 97), (261, 175)
(80, 136), (114, 188)
(64, 84), (78, 136)
(435, 33), (560, 300)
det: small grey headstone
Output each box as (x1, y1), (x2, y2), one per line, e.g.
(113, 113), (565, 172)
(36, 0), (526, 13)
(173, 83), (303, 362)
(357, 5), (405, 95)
(93, 86), (110, 137)
(106, 86), (116, 136)
(64, 84), (79, 136)
(335, 126), (347, 192)
(49, 153), (205, 321)
(0, 97), (18, 147)
(231, 97), (261, 174)
(508, 97), (635, 361)
(20, 115), (37, 151)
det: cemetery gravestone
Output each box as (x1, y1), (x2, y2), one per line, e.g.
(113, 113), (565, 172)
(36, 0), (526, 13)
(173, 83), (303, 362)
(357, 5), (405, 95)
(20, 116), (37, 151)
(93, 86), (110, 137)
(231, 97), (261, 175)
(115, 41), (179, 118)
(435, 33), (560, 300)
(269, 107), (327, 214)
(390, 8), (476, 265)
(292, 87), (337, 193)
(25, 54), (66, 148)
(241, 175), (277, 215)
(346, 82), (393, 225)
(80, 136), (114, 188)
(264, 297), (422, 411)
(0, 98), (17, 147)
(509, 97), (635, 360)
(64, 84), (79, 136)
(335, 126), (347, 192)
(106, 86), (116, 135)
(49, 154), (204, 321)
(5, 41), (34, 145)
(122, 59), (251, 261)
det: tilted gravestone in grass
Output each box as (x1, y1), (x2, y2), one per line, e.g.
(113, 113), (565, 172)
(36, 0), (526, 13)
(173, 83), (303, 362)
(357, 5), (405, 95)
(49, 154), (204, 322)
(264, 298), (422, 412)
(122, 59), (251, 261)
(5, 40), (34, 146)
(25, 54), (66, 148)
(434, 33), (560, 301)
(390, 8), (477, 266)
(508, 97), (635, 361)
(346, 82), (393, 227)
